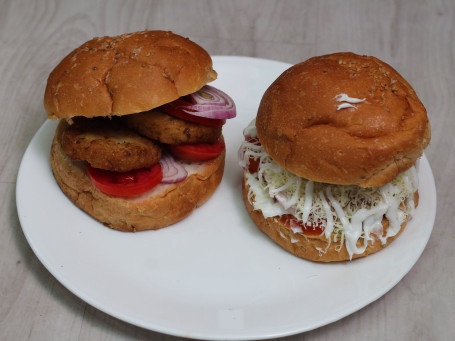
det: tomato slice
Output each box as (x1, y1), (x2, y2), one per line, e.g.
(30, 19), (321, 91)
(278, 214), (325, 236)
(87, 163), (163, 197)
(168, 138), (225, 161)
(160, 99), (226, 127)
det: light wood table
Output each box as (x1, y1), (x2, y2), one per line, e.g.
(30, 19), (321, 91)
(1, 1), (453, 340)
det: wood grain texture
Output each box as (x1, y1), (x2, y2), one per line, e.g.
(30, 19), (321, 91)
(1, 0), (454, 340)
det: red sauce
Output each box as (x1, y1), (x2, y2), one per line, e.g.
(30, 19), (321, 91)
(278, 214), (325, 236)
(248, 158), (260, 174)
(245, 137), (261, 174)
(244, 135), (325, 236)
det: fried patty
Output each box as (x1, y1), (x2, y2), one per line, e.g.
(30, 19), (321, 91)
(124, 110), (222, 145)
(61, 117), (162, 172)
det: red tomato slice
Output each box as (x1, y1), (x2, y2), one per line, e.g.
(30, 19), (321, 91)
(160, 99), (226, 127)
(278, 214), (325, 236)
(87, 163), (163, 197)
(168, 138), (225, 161)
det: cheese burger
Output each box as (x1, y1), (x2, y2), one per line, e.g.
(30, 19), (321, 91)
(238, 52), (430, 262)
(45, 31), (236, 232)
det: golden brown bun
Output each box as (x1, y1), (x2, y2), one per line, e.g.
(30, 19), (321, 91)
(256, 52), (430, 187)
(50, 120), (225, 232)
(44, 31), (217, 119)
(242, 178), (418, 262)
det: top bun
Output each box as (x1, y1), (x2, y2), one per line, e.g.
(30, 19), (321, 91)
(256, 52), (430, 187)
(44, 31), (217, 119)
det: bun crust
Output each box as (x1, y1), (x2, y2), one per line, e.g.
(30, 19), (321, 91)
(44, 31), (217, 119)
(242, 179), (418, 262)
(256, 52), (430, 187)
(50, 120), (225, 232)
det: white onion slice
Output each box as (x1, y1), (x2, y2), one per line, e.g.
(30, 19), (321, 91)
(160, 153), (188, 184)
(170, 85), (236, 120)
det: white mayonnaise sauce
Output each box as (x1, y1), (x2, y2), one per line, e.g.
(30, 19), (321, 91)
(242, 118), (258, 138)
(335, 93), (366, 110)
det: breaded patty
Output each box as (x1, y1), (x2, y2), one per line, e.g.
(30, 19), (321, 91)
(61, 117), (162, 172)
(124, 110), (222, 145)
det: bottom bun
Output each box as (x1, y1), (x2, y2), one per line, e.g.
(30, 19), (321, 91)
(50, 120), (225, 232)
(242, 177), (418, 262)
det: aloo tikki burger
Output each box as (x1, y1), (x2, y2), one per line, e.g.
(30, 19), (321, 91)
(238, 52), (430, 262)
(45, 31), (236, 232)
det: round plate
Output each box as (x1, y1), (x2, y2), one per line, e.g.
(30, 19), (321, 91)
(16, 56), (436, 340)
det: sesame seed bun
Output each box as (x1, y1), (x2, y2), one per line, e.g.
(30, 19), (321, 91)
(256, 52), (430, 187)
(44, 30), (217, 119)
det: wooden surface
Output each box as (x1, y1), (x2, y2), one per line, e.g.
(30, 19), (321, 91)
(1, 0), (453, 340)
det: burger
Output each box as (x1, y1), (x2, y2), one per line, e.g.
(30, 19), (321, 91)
(238, 52), (430, 262)
(45, 31), (235, 232)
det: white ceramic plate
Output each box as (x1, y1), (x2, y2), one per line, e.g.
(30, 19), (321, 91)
(16, 56), (436, 340)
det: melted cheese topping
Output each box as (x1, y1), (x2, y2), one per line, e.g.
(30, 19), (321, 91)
(238, 119), (418, 259)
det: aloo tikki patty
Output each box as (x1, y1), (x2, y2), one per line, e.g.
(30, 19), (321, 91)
(61, 117), (162, 172)
(124, 110), (222, 145)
